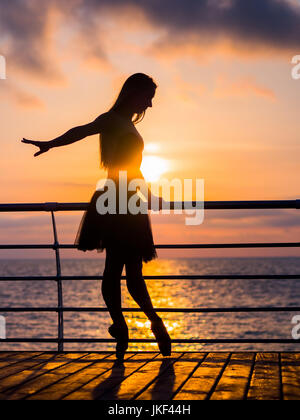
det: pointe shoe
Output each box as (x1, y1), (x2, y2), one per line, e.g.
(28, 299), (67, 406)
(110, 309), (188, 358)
(151, 317), (171, 356)
(108, 323), (129, 362)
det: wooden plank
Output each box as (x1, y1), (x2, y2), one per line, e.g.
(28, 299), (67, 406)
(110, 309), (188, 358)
(64, 352), (160, 400)
(247, 353), (280, 400)
(0, 352), (44, 370)
(0, 352), (13, 360)
(97, 353), (183, 400)
(210, 353), (255, 400)
(281, 353), (300, 400)
(0, 353), (88, 398)
(136, 353), (206, 400)
(0, 352), (38, 363)
(7, 353), (109, 400)
(24, 352), (130, 400)
(0, 353), (56, 383)
(173, 352), (230, 400)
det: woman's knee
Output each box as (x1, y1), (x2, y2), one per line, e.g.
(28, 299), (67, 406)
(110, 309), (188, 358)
(103, 264), (123, 279)
(125, 259), (142, 279)
(103, 250), (124, 278)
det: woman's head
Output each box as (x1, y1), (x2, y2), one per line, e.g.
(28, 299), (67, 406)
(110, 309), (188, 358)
(110, 73), (157, 123)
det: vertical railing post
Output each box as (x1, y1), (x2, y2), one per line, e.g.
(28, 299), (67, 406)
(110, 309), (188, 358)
(50, 209), (64, 352)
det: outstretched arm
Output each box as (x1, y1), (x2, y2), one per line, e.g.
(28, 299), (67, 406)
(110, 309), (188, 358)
(21, 113), (107, 157)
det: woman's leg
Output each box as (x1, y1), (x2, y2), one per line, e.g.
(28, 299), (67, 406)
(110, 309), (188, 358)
(125, 257), (171, 356)
(102, 247), (126, 325)
(125, 257), (161, 322)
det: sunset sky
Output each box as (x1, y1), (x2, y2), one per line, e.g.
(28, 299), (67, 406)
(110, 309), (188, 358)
(1, 0), (300, 259)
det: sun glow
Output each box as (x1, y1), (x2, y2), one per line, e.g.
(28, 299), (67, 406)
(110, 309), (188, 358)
(144, 142), (160, 153)
(140, 155), (169, 182)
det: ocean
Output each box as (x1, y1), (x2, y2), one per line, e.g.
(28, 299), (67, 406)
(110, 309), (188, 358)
(0, 256), (300, 352)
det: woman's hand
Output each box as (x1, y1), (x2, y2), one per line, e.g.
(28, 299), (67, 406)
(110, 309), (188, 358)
(150, 194), (165, 211)
(21, 138), (51, 157)
(158, 196), (163, 210)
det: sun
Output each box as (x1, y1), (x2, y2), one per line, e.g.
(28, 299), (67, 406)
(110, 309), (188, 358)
(140, 155), (169, 182)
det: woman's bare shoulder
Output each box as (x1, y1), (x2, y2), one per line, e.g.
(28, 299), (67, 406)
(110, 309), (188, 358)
(93, 110), (117, 132)
(94, 110), (117, 123)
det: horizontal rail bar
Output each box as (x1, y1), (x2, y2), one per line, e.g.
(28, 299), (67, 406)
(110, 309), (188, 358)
(0, 199), (299, 212)
(1, 242), (300, 249)
(1, 306), (300, 312)
(0, 274), (299, 281)
(1, 338), (299, 343)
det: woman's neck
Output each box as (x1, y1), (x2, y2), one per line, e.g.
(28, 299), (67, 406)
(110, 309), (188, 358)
(113, 106), (134, 122)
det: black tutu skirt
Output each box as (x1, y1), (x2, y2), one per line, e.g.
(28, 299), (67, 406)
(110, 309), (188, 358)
(74, 185), (158, 263)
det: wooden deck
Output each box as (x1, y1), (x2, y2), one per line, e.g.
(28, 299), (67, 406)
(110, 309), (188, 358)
(0, 351), (300, 400)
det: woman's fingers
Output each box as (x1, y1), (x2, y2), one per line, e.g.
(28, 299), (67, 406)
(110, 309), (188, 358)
(21, 138), (48, 157)
(159, 197), (163, 210)
(21, 138), (31, 144)
(21, 138), (49, 157)
(22, 138), (38, 146)
(33, 150), (44, 157)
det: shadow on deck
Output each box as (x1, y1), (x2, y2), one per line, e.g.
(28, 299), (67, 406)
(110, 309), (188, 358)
(0, 351), (299, 400)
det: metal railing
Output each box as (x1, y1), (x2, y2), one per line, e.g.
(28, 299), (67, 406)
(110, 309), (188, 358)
(0, 199), (299, 351)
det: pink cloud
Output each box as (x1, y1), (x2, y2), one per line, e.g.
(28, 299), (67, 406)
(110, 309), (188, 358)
(214, 74), (276, 101)
(1, 82), (45, 109)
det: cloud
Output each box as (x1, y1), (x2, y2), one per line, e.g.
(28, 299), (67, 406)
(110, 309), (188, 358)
(171, 71), (276, 102)
(139, 0), (300, 54)
(206, 209), (300, 229)
(0, 0), (65, 82)
(1, 0), (300, 81)
(0, 214), (51, 229)
(214, 74), (277, 101)
(9, 87), (44, 109)
(0, 208), (299, 230)
(1, 81), (45, 109)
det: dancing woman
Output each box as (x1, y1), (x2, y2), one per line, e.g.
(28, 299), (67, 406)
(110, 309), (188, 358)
(22, 73), (171, 361)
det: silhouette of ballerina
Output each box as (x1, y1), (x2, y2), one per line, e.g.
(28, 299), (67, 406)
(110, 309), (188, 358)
(21, 73), (172, 361)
